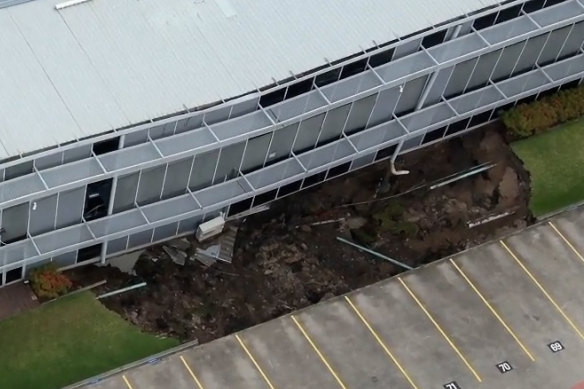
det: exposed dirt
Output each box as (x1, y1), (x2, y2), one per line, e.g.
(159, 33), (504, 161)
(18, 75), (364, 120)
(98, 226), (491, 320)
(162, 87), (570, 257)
(70, 122), (533, 343)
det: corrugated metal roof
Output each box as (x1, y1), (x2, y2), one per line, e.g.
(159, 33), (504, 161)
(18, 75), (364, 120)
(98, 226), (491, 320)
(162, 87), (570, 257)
(0, 0), (503, 160)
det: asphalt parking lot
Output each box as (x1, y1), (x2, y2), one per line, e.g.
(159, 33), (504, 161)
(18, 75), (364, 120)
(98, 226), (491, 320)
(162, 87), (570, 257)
(77, 207), (584, 389)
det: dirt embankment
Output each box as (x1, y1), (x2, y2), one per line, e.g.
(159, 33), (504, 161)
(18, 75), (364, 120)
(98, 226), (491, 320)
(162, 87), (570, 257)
(72, 123), (533, 343)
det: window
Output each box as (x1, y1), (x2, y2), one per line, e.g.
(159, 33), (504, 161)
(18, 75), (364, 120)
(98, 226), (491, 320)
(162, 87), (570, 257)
(445, 118), (470, 136)
(369, 48), (395, 67)
(77, 244), (102, 263)
(422, 127), (447, 144)
(315, 68), (342, 87)
(259, 88), (286, 107)
(252, 189), (278, 207)
(522, 0), (546, 13)
(278, 180), (302, 198)
(92, 137), (119, 155)
(302, 172), (327, 188)
(473, 12), (497, 30)
(327, 162), (351, 179)
(495, 5), (522, 24)
(375, 144), (397, 161)
(469, 111), (494, 128)
(84, 179), (113, 221)
(228, 198), (253, 217)
(559, 79), (581, 91)
(5, 267), (22, 284)
(421, 29), (448, 49)
(340, 59), (368, 79)
(286, 79), (313, 99)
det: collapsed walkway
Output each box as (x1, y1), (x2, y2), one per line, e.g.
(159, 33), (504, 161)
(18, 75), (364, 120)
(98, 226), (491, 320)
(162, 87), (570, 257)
(74, 206), (584, 389)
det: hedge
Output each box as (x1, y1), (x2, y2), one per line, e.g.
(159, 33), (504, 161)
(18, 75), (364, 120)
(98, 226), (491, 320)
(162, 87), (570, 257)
(502, 84), (584, 138)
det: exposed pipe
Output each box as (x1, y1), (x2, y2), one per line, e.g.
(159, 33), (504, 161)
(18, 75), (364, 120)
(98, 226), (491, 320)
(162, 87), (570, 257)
(336, 237), (413, 270)
(390, 139), (410, 176)
(96, 282), (147, 299)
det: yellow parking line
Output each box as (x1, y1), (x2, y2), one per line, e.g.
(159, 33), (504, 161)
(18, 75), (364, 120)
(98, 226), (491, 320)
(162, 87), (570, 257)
(549, 221), (584, 264)
(398, 277), (482, 382)
(291, 315), (348, 389)
(344, 296), (420, 389)
(122, 375), (134, 389)
(500, 240), (584, 341)
(449, 258), (536, 361)
(180, 355), (206, 389)
(235, 334), (277, 389)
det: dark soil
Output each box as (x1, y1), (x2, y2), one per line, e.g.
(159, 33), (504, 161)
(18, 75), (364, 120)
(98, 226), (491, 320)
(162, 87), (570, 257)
(70, 123), (533, 344)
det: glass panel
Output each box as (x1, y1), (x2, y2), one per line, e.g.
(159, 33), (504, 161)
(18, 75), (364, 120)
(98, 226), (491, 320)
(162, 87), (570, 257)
(428, 34), (487, 63)
(480, 16), (538, 45)
(544, 54), (584, 80)
(194, 180), (249, 207)
(141, 195), (201, 223)
(267, 90), (328, 122)
(40, 158), (103, 188)
(155, 127), (216, 157)
(298, 139), (354, 171)
(0, 240), (37, 267)
(211, 111), (272, 141)
(99, 142), (161, 172)
(448, 86), (505, 114)
(400, 103), (456, 132)
(319, 71), (382, 102)
(0, 174), (45, 204)
(531, 1), (584, 27)
(87, 209), (147, 238)
(246, 159), (305, 189)
(34, 224), (94, 254)
(350, 121), (406, 151)
(375, 51), (435, 83)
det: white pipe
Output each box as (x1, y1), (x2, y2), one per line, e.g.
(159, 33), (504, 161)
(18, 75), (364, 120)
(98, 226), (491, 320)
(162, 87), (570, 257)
(390, 139), (410, 176)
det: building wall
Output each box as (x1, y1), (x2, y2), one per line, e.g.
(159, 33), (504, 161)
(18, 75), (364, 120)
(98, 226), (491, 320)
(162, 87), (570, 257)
(0, 0), (583, 285)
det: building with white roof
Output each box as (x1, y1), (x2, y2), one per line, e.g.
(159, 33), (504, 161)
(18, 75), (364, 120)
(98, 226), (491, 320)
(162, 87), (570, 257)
(0, 0), (582, 285)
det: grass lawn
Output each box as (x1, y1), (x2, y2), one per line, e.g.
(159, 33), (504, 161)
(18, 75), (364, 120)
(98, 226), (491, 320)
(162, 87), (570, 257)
(512, 117), (584, 217)
(0, 292), (178, 389)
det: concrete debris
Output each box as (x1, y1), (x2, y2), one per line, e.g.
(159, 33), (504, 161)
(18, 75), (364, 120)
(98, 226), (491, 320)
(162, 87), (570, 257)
(346, 216), (367, 230)
(163, 245), (187, 266)
(193, 225), (239, 266)
(169, 238), (191, 252)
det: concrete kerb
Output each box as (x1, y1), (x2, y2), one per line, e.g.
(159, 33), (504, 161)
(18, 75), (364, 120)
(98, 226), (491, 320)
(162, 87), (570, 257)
(62, 338), (201, 389)
(69, 202), (584, 388)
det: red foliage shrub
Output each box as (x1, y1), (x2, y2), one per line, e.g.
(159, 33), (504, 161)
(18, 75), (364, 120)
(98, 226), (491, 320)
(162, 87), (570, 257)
(29, 264), (73, 300)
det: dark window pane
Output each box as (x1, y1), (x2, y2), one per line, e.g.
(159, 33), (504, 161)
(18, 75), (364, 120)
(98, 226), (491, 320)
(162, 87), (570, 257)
(473, 13), (497, 30)
(286, 79), (314, 99)
(445, 118), (470, 136)
(469, 111), (493, 128)
(422, 127), (447, 144)
(6, 267), (22, 283)
(302, 172), (327, 188)
(252, 189), (278, 207)
(77, 244), (102, 263)
(260, 88), (286, 107)
(327, 162), (351, 179)
(495, 5), (522, 24)
(228, 198), (253, 217)
(93, 137), (119, 155)
(340, 59), (368, 79)
(375, 144), (397, 161)
(421, 29), (448, 49)
(523, 0), (545, 13)
(278, 180), (302, 198)
(315, 68), (342, 87)
(369, 48), (395, 67)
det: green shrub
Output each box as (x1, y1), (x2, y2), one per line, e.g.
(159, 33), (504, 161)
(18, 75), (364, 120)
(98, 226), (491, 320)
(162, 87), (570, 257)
(29, 264), (73, 300)
(502, 84), (584, 138)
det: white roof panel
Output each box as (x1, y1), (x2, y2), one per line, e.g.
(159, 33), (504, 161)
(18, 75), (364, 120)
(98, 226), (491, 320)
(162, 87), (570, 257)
(0, 0), (506, 159)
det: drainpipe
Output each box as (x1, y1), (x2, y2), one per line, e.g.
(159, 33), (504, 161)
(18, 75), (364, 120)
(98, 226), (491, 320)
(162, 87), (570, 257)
(415, 25), (463, 111)
(99, 135), (125, 264)
(379, 139), (409, 193)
